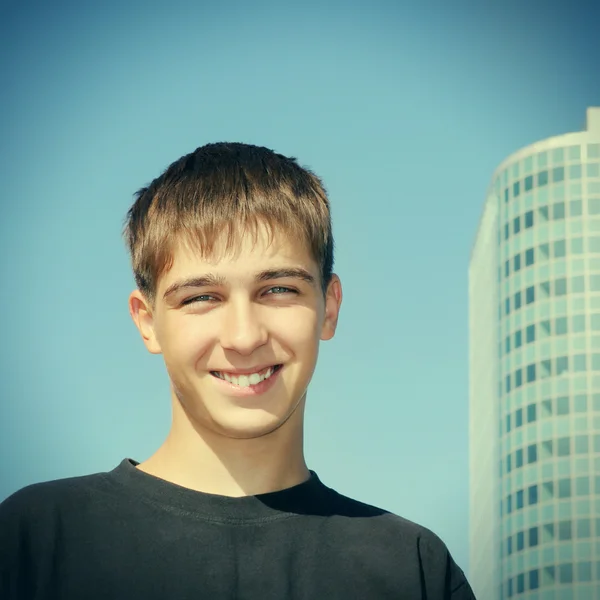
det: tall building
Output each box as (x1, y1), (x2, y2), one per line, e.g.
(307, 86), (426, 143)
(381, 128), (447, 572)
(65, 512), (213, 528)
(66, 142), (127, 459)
(469, 107), (600, 600)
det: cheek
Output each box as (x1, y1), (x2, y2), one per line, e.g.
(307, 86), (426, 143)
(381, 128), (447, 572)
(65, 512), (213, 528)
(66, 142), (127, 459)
(272, 308), (321, 347)
(159, 317), (216, 364)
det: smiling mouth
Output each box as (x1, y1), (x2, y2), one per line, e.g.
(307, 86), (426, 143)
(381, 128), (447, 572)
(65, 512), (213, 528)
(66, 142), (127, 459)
(210, 365), (283, 388)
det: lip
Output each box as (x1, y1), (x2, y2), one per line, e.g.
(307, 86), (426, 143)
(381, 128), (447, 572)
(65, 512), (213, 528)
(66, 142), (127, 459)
(209, 364), (280, 376)
(209, 365), (283, 397)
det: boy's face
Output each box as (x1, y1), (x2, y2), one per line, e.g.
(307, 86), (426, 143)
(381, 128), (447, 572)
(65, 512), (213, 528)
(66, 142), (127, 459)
(129, 225), (342, 440)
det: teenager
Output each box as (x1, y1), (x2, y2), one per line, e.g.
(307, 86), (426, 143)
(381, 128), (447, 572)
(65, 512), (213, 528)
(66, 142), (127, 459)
(0, 142), (476, 599)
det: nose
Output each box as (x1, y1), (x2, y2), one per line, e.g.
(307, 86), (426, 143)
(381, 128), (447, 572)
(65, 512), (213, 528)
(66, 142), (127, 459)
(219, 297), (268, 356)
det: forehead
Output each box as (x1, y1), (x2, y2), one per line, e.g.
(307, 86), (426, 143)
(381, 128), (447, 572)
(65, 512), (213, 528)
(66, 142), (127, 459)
(162, 225), (317, 283)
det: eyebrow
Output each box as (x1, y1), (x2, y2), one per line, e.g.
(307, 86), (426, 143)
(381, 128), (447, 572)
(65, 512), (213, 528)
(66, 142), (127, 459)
(162, 268), (316, 300)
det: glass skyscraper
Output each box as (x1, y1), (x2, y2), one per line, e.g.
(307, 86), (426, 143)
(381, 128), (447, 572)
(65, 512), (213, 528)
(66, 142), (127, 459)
(469, 107), (600, 600)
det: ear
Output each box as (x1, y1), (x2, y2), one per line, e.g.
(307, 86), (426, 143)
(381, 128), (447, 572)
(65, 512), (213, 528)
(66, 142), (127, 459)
(129, 290), (162, 354)
(320, 274), (342, 341)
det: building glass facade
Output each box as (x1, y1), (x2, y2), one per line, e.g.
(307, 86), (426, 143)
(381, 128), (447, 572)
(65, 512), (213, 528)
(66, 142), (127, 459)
(470, 108), (600, 600)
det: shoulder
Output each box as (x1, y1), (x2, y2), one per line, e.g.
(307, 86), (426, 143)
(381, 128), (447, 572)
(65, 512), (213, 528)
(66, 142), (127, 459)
(1, 468), (117, 527)
(322, 488), (474, 597)
(325, 486), (446, 543)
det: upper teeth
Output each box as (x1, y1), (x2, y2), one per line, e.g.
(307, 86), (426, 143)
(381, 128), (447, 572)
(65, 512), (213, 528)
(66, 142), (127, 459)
(214, 367), (276, 388)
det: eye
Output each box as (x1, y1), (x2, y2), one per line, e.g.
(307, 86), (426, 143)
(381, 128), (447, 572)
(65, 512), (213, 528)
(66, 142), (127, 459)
(181, 294), (216, 306)
(265, 286), (297, 295)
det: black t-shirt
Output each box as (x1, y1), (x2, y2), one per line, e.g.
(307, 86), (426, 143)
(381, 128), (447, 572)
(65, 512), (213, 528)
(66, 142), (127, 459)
(0, 458), (476, 599)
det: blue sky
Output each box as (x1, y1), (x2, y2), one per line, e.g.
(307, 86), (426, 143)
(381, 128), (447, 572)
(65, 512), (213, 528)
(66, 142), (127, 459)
(1, 0), (598, 574)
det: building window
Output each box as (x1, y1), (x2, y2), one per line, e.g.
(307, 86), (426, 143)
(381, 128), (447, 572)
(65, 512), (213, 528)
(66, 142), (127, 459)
(526, 403), (536, 422)
(555, 278), (567, 296)
(570, 198), (582, 216)
(554, 239), (566, 258)
(514, 254), (521, 272)
(526, 364), (536, 382)
(541, 439), (553, 458)
(529, 569), (539, 590)
(574, 354), (587, 371)
(590, 198), (600, 215)
(552, 166), (565, 182)
(543, 522), (554, 541)
(542, 399), (552, 417)
(588, 143), (600, 158)
(514, 291), (521, 310)
(555, 317), (567, 334)
(538, 170), (548, 186)
(515, 408), (523, 427)
(557, 396), (569, 415)
(526, 286), (535, 304)
(575, 476), (590, 496)
(558, 478), (571, 498)
(577, 561), (592, 582)
(571, 237), (584, 253)
(569, 164), (582, 179)
(558, 520), (572, 541)
(572, 275), (585, 293)
(515, 330), (522, 347)
(515, 449), (523, 468)
(590, 237), (600, 254)
(574, 394), (587, 411)
(575, 435), (589, 453)
(559, 563), (573, 584)
(553, 202), (565, 219)
(572, 315), (585, 333)
(527, 483), (538, 505)
(576, 518), (591, 538)
(524, 211), (534, 228)
(516, 573), (524, 594)
(513, 216), (521, 234)
(515, 368), (523, 388)
(505, 298), (510, 315)
(525, 324), (535, 343)
(525, 247), (534, 266)
(528, 527), (538, 547)
(540, 359), (552, 378)
(540, 280), (551, 298)
(504, 223), (509, 240)
(556, 356), (569, 375)
(557, 437), (570, 456)
(586, 163), (600, 177)
(513, 181), (520, 197)
(524, 175), (533, 191)
(516, 490), (524, 510)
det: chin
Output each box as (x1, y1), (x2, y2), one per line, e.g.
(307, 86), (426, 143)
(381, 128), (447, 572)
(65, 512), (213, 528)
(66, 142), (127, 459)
(212, 413), (290, 440)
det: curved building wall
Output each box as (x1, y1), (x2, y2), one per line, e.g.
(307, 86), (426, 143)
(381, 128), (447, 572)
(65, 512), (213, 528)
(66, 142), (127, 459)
(470, 108), (600, 600)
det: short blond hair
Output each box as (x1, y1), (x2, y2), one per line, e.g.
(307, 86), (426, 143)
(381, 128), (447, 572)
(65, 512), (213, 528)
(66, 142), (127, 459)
(123, 143), (334, 305)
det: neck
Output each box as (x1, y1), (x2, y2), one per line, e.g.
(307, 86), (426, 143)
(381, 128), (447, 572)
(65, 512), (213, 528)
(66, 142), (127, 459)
(137, 395), (310, 497)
